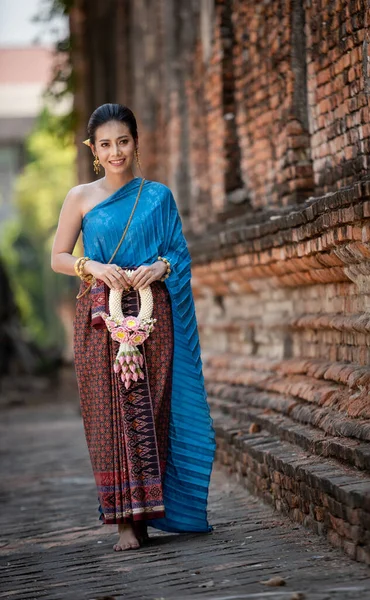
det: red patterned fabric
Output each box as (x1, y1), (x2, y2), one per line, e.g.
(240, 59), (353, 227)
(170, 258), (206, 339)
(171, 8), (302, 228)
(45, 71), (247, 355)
(73, 281), (173, 524)
(90, 280), (108, 329)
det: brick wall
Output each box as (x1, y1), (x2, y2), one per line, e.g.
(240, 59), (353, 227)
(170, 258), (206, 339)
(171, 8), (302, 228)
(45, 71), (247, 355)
(71, 1), (369, 214)
(306, 0), (370, 193)
(69, 0), (370, 561)
(191, 178), (370, 563)
(71, 0), (369, 217)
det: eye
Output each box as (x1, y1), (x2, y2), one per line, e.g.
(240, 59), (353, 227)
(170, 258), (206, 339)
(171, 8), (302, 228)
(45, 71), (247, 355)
(120, 139), (129, 145)
(101, 142), (109, 147)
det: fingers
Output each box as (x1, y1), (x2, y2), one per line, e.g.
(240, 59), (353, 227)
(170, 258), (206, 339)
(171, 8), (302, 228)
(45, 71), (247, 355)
(106, 265), (131, 290)
(104, 273), (120, 289)
(134, 274), (154, 289)
(131, 267), (154, 289)
(103, 265), (158, 291)
(115, 267), (131, 287)
(100, 275), (115, 289)
(129, 266), (145, 288)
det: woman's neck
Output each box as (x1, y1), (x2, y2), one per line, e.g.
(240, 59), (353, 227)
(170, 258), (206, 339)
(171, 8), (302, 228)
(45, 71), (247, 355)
(101, 170), (136, 193)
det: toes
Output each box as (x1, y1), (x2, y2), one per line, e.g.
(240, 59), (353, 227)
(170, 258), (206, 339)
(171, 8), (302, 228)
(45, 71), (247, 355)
(130, 542), (140, 549)
(114, 543), (131, 551)
(114, 543), (123, 551)
(113, 540), (140, 551)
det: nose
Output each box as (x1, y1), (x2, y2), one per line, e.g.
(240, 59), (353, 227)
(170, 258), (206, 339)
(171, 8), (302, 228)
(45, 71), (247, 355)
(112, 143), (122, 156)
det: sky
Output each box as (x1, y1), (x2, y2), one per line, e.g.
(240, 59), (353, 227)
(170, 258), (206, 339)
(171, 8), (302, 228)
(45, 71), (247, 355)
(0, 0), (68, 47)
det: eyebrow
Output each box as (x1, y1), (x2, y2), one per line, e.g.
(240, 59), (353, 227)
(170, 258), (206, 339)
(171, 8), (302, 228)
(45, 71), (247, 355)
(98, 135), (129, 142)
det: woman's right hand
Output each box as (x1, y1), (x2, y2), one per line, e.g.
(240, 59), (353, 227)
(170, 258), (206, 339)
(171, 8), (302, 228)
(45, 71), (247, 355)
(85, 260), (132, 290)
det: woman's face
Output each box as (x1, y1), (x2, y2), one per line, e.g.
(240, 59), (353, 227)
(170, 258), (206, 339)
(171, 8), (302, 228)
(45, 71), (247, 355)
(92, 120), (137, 176)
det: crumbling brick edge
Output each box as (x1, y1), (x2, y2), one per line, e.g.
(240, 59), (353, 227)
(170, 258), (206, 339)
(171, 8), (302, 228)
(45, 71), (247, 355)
(213, 416), (370, 566)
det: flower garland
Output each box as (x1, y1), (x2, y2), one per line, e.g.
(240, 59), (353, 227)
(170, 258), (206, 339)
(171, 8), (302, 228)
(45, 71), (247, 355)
(101, 270), (156, 389)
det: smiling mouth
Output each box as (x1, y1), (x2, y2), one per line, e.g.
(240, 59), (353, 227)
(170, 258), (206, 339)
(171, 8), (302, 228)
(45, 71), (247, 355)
(109, 159), (125, 166)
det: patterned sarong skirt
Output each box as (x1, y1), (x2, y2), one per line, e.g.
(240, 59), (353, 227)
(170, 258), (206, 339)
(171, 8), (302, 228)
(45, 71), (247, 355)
(73, 281), (173, 525)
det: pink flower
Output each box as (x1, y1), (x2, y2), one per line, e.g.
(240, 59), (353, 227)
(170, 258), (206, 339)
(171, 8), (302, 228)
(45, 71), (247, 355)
(129, 332), (146, 346)
(112, 327), (129, 343)
(122, 316), (140, 331)
(113, 362), (121, 373)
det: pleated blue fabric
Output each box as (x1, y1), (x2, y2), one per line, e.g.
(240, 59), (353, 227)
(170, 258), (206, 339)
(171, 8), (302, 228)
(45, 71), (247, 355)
(82, 177), (216, 533)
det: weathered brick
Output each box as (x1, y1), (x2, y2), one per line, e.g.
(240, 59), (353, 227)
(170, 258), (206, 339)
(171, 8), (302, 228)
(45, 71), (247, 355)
(212, 405), (370, 564)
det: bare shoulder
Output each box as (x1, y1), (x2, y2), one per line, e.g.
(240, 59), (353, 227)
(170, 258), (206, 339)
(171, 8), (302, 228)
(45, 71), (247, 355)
(62, 183), (83, 207)
(63, 181), (101, 216)
(64, 182), (96, 202)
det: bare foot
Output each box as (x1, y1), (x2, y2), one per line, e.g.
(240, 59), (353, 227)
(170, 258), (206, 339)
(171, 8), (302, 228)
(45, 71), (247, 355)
(133, 521), (149, 545)
(113, 523), (140, 551)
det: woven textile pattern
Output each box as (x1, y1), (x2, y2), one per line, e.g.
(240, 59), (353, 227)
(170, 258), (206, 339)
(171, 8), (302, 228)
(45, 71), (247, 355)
(74, 280), (173, 524)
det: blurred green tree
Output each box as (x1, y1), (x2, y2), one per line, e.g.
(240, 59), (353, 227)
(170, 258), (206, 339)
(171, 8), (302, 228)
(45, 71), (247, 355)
(0, 109), (77, 351)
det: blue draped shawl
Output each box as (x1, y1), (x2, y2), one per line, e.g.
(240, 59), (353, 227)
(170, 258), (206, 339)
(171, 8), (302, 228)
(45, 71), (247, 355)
(82, 177), (216, 533)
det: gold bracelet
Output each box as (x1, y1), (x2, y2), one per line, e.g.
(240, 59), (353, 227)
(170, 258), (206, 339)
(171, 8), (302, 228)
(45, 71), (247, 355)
(74, 256), (85, 279)
(74, 257), (94, 283)
(158, 256), (171, 281)
(79, 258), (94, 282)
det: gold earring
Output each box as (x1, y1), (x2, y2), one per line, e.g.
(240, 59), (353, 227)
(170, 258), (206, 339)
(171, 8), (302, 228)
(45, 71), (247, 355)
(135, 147), (143, 173)
(93, 155), (101, 175)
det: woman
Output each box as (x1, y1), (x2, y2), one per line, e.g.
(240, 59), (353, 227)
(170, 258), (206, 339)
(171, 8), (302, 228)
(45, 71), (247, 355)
(51, 103), (215, 552)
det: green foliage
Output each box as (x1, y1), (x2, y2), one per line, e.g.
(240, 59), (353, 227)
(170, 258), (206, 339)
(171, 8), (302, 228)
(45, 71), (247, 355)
(0, 110), (77, 349)
(34, 0), (74, 19)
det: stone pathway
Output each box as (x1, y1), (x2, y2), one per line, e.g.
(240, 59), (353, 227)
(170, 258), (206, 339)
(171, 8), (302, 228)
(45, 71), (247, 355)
(1, 399), (370, 600)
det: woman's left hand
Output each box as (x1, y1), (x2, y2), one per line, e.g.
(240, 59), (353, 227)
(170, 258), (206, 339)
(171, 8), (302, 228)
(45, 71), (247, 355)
(130, 261), (167, 289)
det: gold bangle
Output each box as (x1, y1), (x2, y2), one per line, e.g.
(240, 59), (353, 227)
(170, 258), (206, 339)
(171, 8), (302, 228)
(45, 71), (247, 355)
(158, 256), (171, 281)
(74, 257), (94, 283)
